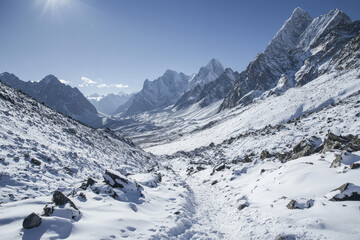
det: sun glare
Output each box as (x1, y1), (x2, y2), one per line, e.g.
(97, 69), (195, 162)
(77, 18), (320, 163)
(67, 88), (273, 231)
(35, 0), (77, 19)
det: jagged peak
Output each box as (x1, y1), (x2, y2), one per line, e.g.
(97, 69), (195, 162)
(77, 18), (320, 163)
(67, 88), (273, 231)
(40, 74), (60, 85)
(0, 72), (17, 79)
(291, 7), (310, 18)
(265, 7), (312, 53)
(326, 8), (352, 23)
(205, 58), (223, 71)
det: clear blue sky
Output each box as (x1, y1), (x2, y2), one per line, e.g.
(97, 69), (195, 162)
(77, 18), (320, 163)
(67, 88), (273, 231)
(1, 0), (359, 96)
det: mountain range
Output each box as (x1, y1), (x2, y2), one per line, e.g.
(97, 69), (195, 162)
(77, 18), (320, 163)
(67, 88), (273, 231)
(87, 92), (132, 115)
(0, 7), (360, 240)
(0, 73), (102, 127)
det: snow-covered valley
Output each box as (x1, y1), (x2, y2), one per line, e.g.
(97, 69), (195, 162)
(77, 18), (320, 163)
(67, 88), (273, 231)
(1, 6), (360, 240)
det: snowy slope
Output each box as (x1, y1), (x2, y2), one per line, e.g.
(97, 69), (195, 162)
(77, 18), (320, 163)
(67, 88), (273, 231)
(146, 68), (360, 155)
(0, 82), (197, 239)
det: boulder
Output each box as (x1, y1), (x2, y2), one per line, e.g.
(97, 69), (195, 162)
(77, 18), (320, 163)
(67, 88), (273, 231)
(30, 158), (41, 166)
(322, 131), (360, 152)
(103, 169), (128, 188)
(23, 213), (42, 229)
(80, 177), (96, 190)
(327, 183), (360, 201)
(52, 190), (79, 210)
(260, 150), (273, 160)
(287, 199), (314, 209)
(42, 204), (54, 216)
(291, 136), (322, 160)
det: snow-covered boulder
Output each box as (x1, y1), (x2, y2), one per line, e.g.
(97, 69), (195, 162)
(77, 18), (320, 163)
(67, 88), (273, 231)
(326, 183), (360, 201)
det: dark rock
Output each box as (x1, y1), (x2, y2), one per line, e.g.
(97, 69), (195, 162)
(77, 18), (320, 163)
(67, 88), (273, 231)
(214, 163), (226, 172)
(291, 136), (322, 160)
(243, 155), (252, 163)
(350, 163), (360, 169)
(52, 190), (79, 210)
(211, 180), (218, 185)
(286, 199), (314, 209)
(329, 183), (360, 201)
(286, 200), (300, 209)
(276, 152), (292, 162)
(174, 211), (180, 215)
(80, 177), (96, 190)
(42, 204), (54, 216)
(275, 234), (296, 240)
(63, 167), (76, 176)
(238, 203), (249, 211)
(157, 173), (162, 182)
(23, 213), (42, 229)
(260, 150), (273, 160)
(30, 158), (41, 166)
(196, 166), (206, 171)
(260, 169), (266, 174)
(103, 170), (128, 188)
(79, 192), (87, 200)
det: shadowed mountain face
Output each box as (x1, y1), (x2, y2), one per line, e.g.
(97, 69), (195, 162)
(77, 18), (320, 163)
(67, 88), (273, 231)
(118, 70), (190, 116)
(174, 68), (238, 110)
(220, 8), (360, 110)
(0, 73), (102, 127)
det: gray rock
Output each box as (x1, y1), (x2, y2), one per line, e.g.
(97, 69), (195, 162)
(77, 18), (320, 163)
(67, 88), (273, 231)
(42, 204), (54, 216)
(52, 190), (79, 210)
(23, 213), (42, 229)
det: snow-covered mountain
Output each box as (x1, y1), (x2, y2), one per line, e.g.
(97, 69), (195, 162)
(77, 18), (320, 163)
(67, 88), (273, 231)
(186, 58), (224, 91)
(174, 59), (225, 110)
(88, 92), (132, 115)
(220, 8), (360, 110)
(174, 68), (238, 110)
(0, 73), (102, 127)
(117, 70), (190, 116)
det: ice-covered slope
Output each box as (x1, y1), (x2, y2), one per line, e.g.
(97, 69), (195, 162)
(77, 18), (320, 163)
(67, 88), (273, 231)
(0, 73), (102, 127)
(220, 8), (360, 110)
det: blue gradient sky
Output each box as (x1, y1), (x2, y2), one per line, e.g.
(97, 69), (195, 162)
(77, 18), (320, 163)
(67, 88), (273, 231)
(1, 0), (359, 96)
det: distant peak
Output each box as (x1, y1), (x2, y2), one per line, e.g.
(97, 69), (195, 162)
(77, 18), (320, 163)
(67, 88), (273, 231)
(40, 74), (60, 84)
(327, 8), (352, 23)
(289, 7), (312, 21)
(204, 58), (224, 73)
(292, 7), (307, 16)
(164, 69), (177, 75)
(207, 58), (222, 67)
